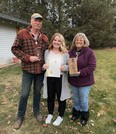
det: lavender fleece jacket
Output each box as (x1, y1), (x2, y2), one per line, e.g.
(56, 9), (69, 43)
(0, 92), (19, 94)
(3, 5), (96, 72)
(68, 47), (96, 87)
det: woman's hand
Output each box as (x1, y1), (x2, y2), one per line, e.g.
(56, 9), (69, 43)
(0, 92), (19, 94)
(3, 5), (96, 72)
(60, 65), (65, 72)
(43, 64), (49, 70)
(75, 71), (80, 76)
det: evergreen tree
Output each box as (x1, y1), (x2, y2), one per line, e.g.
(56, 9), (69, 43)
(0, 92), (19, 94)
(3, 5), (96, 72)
(0, 0), (115, 48)
(64, 0), (115, 48)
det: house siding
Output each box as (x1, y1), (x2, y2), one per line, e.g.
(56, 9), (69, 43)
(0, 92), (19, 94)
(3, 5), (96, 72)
(0, 23), (16, 65)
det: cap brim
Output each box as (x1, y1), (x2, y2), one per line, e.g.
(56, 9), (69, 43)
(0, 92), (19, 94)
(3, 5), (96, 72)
(34, 17), (43, 19)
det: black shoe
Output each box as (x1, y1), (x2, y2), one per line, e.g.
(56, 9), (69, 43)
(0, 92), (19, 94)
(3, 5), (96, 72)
(80, 119), (87, 126)
(71, 108), (80, 121)
(80, 111), (89, 126)
(71, 116), (79, 121)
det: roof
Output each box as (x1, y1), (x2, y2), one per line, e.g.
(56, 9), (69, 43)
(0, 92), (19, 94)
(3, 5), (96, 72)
(0, 13), (29, 26)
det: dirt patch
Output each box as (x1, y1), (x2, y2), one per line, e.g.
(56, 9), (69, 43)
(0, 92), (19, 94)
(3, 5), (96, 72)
(0, 125), (7, 134)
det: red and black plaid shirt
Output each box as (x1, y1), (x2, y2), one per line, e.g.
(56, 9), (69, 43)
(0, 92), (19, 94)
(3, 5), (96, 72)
(11, 26), (49, 74)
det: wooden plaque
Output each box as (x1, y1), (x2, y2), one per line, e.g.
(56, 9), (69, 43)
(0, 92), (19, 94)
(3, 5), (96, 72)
(68, 58), (78, 76)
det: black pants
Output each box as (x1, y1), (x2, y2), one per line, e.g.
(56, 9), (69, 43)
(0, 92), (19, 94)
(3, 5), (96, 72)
(47, 76), (66, 117)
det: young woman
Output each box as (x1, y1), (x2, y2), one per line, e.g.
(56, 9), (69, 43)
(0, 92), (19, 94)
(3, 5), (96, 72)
(68, 33), (96, 126)
(43, 33), (70, 126)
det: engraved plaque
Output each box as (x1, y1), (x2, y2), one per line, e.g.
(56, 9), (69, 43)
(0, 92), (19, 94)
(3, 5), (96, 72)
(68, 58), (78, 76)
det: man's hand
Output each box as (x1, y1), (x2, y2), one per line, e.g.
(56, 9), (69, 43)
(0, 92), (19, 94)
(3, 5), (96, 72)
(30, 56), (40, 62)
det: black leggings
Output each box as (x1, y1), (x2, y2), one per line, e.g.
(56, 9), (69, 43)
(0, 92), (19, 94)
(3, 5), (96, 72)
(47, 76), (66, 117)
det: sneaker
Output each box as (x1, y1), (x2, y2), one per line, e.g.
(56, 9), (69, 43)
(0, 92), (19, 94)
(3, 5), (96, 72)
(34, 114), (43, 122)
(13, 118), (23, 130)
(53, 116), (63, 126)
(45, 114), (53, 124)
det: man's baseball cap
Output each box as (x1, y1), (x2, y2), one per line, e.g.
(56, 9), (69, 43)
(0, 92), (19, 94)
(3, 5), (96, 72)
(31, 13), (43, 19)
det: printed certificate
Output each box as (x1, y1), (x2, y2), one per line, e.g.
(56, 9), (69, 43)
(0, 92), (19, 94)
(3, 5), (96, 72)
(46, 58), (62, 77)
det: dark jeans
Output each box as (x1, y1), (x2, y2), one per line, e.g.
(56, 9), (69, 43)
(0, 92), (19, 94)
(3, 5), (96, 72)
(17, 71), (44, 120)
(47, 76), (66, 117)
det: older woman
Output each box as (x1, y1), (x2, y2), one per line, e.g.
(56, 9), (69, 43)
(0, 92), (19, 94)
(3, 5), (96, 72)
(68, 33), (96, 126)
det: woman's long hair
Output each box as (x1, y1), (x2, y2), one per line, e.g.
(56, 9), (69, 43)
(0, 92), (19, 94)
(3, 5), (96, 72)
(48, 33), (67, 53)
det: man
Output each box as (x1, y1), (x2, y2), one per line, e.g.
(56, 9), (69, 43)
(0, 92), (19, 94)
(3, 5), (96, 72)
(11, 13), (49, 129)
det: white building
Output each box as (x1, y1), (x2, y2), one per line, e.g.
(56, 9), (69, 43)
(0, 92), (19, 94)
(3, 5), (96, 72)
(0, 13), (29, 66)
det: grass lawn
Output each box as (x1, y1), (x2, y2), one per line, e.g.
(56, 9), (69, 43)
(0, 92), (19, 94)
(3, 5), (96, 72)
(0, 49), (116, 134)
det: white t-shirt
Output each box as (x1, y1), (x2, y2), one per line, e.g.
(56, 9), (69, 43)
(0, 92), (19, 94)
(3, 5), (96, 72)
(46, 51), (63, 77)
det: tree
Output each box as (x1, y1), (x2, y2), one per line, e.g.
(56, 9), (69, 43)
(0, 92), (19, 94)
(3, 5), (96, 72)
(45, 0), (68, 37)
(0, 0), (115, 48)
(64, 0), (115, 48)
(0, 0), (13, 14)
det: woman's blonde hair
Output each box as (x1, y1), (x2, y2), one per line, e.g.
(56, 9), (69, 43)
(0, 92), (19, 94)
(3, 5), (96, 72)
(48, 33), (67, 53)
(70, 33), (90, 50)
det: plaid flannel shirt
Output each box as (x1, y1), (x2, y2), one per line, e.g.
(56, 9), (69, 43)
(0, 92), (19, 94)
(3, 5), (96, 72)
(11, 26), (49, 74)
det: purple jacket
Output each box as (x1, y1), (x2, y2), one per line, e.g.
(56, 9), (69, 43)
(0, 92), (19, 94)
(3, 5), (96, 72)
(68, 47), (96, 87)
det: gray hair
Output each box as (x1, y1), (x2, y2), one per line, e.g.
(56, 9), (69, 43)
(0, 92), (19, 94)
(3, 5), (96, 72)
(70, 33), (90, 50)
